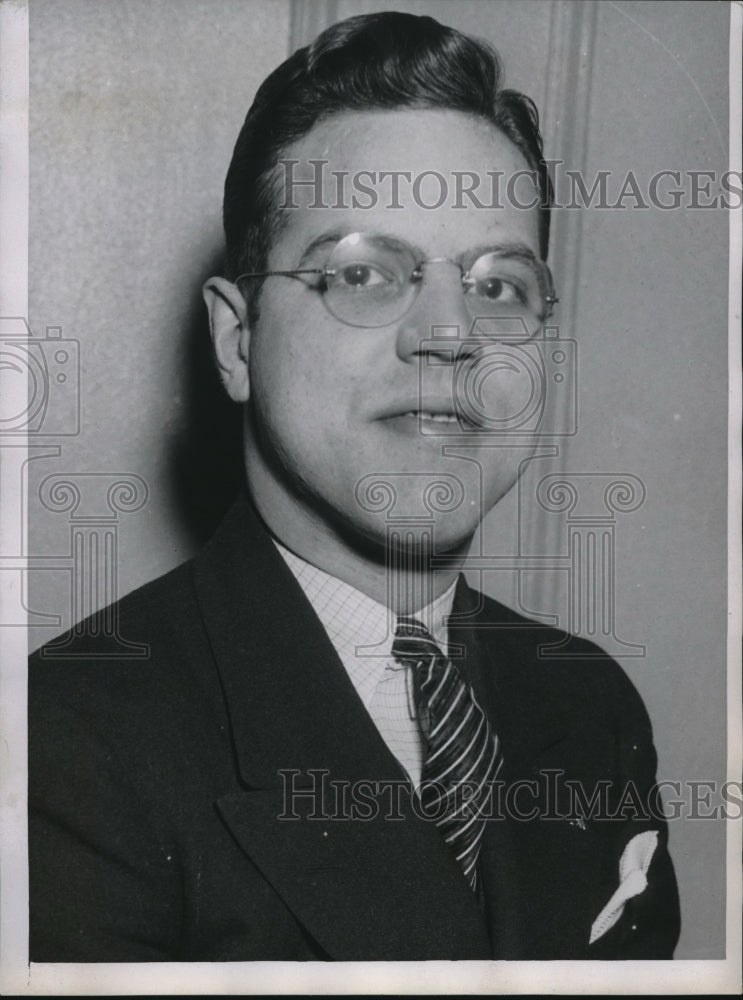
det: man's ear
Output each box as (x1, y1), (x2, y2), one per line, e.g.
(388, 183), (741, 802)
(202, 276), (251, 403)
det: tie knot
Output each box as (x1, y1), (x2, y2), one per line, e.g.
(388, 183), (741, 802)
(392, 616), (441, 664)
(395, 616), (431, 640)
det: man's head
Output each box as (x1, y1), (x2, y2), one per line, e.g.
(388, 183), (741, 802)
(222, 11), (552, 324)
(204, 12), (555, 590)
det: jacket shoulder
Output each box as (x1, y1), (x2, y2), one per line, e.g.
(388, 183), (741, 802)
(30, 559), (197, 663)
(28, 558), (226, 748)
(461, 586), (655, 744)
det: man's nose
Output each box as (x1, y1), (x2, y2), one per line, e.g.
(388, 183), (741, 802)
(394, 263), (477, 364)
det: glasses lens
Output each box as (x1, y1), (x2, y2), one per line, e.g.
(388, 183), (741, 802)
(466, 252), (550, 342)
(323, 234), (418, 328)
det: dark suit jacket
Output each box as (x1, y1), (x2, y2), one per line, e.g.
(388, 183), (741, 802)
(29, 496), (680, 961)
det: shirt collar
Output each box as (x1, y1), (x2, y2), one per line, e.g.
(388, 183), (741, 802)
(273, 540), (457, 661)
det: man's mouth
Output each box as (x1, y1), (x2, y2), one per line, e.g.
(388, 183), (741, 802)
(404, 410), (461, 424)
(391, 408), (481, 431)
(374, 396), (482, 431)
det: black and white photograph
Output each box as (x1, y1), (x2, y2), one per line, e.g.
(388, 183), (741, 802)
(0, 0), (740, 994)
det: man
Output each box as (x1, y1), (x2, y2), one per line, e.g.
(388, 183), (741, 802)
(29, 11), (680, 961)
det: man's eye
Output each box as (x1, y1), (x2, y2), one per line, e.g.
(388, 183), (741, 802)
(474, 275), (524, 303)
(337, 262), (389, 288)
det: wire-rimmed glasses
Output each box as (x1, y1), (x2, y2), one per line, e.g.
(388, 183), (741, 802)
(237, 231), (558, 339)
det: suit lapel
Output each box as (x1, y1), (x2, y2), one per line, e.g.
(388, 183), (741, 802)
(449, 580), (605, 958)
(216, 785), (489, 960)
(193, 498), (491, 960)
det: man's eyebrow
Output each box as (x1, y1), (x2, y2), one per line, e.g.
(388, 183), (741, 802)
(296, 230), (426, 266)
(296, 233), (542, 267)
(461, 242), (541, 267)
(296, 232), (346, 266)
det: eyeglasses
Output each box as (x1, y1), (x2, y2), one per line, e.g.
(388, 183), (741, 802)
(237, 232), (558, 340)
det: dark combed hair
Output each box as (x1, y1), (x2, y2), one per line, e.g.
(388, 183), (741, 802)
(223, 11), (553, 316)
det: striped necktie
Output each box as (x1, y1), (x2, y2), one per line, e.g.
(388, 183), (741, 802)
(392, 616), (502, 890)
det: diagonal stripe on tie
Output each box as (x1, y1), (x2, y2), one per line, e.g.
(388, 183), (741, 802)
(392, 616), (502, 891)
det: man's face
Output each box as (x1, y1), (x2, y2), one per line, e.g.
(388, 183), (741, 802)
(242, 108), (542, 554)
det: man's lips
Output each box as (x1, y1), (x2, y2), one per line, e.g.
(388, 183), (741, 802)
(402, 411), (460, 424)
(374, 397), (481, 429)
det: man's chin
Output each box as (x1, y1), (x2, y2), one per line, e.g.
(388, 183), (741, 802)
(333, 502), (484, 565)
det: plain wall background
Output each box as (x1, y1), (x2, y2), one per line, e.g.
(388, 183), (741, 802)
(26, 0), (731, 959)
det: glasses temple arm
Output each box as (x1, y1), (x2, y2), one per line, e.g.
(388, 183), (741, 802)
(235, 268), (325, 282)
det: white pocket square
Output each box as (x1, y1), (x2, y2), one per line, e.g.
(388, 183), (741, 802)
(589, 830), (658, 944)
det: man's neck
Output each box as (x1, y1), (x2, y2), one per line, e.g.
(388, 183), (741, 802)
(247, 478), (468, 615)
